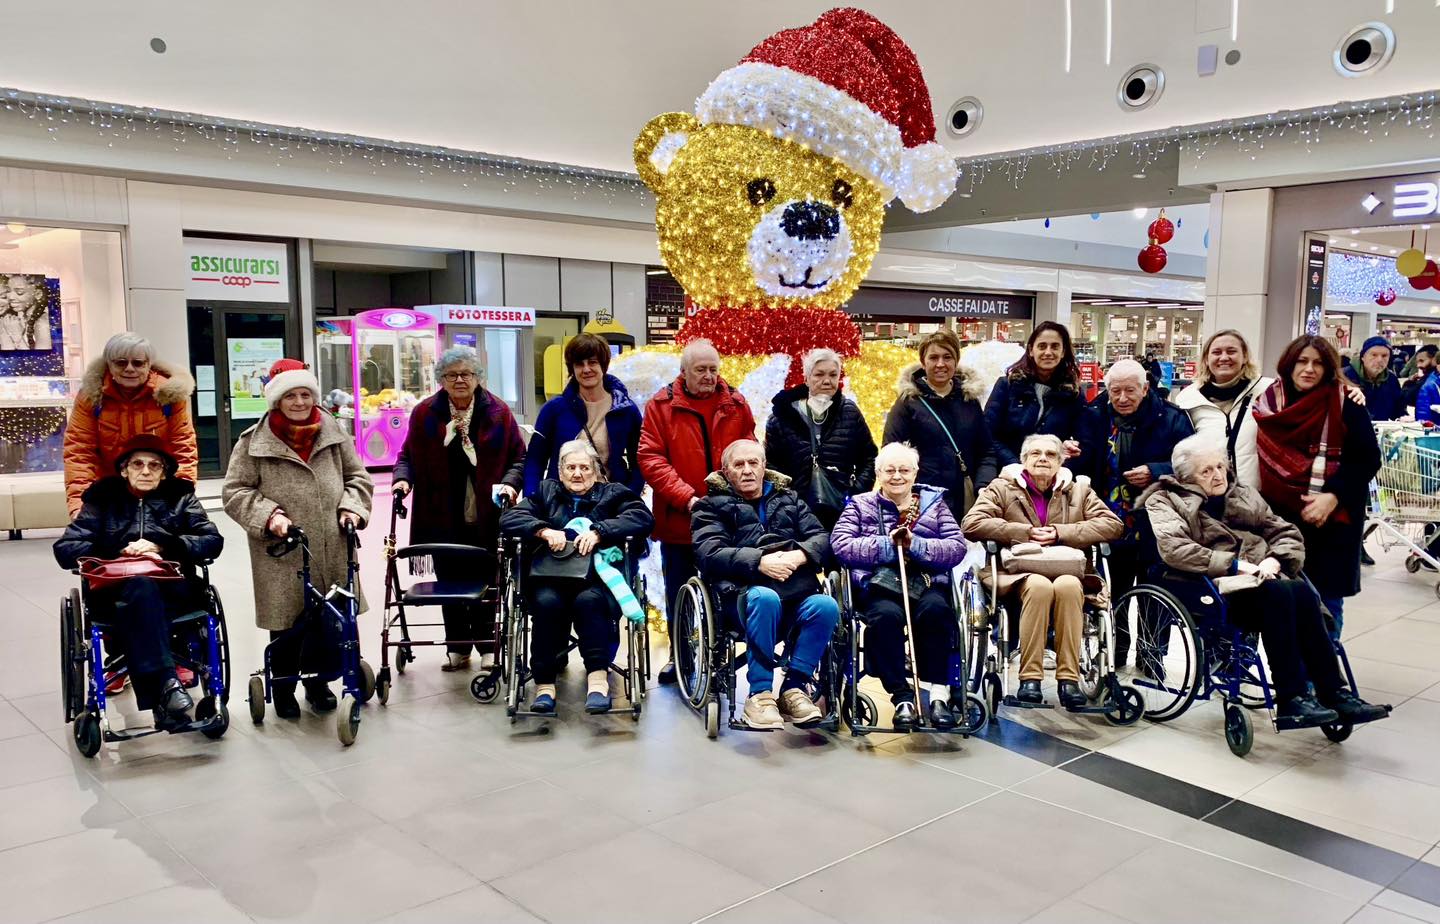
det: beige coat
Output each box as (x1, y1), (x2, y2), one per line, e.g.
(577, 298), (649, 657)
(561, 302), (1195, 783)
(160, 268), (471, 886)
(1137, 476), (1305, 579)
(222, 414), (374, 630)
(961, 464), (1124, 597)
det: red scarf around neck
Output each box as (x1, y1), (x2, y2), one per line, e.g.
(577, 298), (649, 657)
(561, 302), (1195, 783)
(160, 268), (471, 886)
(1253, 380), (1348, 524)
(269, 407), (323, 462)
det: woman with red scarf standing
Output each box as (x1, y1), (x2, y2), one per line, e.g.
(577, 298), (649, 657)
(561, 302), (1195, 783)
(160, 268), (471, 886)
(1254, 336), (1380, 639)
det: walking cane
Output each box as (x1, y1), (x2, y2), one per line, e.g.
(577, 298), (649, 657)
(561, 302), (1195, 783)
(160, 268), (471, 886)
(895, 535), (926, 723)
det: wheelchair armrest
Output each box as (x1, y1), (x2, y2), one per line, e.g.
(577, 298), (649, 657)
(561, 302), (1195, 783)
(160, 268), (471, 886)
(395, 543), (492, 561)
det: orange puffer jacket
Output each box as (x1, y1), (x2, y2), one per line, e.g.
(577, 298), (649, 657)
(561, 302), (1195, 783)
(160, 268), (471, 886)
(63, 358), (198, 517)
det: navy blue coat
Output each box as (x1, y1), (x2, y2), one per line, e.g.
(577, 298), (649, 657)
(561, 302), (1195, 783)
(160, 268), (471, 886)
(523, 375), (643, 495)
(1079, 390), (1195, 524)
(1343, 364), (1406, 422)
(984, 372), (1087, 468)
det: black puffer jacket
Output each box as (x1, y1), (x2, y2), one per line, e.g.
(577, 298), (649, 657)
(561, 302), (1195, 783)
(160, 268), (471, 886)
(883, 364), (998, 515)
(984, 370), (1086, 468)
(763, 384), (877, 522)
(690, 469), (830, 596)
(499, 479), (654, 550)
(54, 477), (223, 571)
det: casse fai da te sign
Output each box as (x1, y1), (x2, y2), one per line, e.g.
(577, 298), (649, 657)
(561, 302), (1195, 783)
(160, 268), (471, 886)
(842, 286), (1034, 319)
(183, 238), (290, 303)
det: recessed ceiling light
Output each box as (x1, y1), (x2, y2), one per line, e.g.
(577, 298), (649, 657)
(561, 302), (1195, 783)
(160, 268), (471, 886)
(1132, 207), (1147, 218)
(1370, 246), (1380, 251)
(149, 37), (167, 54)
(958, 192), (973, 198)
(645, 269), (667, 276)
(1390, 248), (1398, 254)
(1132, 173), (1147, 179)
(1349, 229), (1361, 234)
(1424, 224), (1433, 230)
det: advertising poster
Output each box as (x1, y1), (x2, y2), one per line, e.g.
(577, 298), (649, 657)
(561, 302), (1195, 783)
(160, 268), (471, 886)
(227, 337), (285, 419)
(1304, 237), (1327, 336)
(0, 273), (54, 351)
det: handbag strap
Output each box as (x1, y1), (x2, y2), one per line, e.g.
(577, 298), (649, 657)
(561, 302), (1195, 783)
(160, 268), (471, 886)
(1224, 393), (1253, 473)
(919, 398), (967, 474)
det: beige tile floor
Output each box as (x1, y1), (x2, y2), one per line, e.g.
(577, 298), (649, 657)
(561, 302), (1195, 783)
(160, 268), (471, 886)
(0, 481), (1438, 923)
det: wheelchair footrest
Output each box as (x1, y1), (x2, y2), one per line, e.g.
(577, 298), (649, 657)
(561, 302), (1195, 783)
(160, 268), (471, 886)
(1002, 695), (1054, 711)
(103, 714), (224, 742)
(728, 719), (779, 733)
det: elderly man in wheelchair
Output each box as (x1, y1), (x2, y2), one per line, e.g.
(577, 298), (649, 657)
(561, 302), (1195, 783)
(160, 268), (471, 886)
(962, 434), (1126, 711)
(1138, 434), (1388, 730)
(690, 439), (840, 730)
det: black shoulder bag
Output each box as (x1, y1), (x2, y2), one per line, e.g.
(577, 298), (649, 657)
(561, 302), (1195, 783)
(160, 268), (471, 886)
(803, 407), (847, 517)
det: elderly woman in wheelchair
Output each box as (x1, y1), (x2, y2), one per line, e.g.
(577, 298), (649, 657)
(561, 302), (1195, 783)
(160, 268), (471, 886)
(961, 434), (1125, 710)
(1138, 434), (1388, 730)
(54, 434), (224, 741)
(499, 439), (653, 715)
(831, 441), (969, 729)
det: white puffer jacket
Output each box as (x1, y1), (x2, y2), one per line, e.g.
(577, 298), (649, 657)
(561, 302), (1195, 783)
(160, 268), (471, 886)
(1173, 376), (1273, 491)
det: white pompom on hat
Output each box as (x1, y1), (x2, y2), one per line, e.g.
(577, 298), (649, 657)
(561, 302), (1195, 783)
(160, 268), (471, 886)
(263, 358), (320, 409)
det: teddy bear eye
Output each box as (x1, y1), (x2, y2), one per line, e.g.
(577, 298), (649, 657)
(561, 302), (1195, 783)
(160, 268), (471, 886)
(747, 178), (777, 206)
(831, 179), (854, 210)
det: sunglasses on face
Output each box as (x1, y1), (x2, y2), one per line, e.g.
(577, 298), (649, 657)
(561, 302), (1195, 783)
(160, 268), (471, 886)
(126, 460), (165, 472)
(111, 358), (150, 369)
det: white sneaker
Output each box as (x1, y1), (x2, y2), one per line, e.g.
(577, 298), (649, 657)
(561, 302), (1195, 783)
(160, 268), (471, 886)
(1043, 649), (1057, 671)
(442, 653), (471, 673)
(742, 691), (784, 729)
(779, 688), (822, 727)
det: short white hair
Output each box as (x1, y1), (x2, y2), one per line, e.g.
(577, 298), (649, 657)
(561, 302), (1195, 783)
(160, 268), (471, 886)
(1020, 433), (1065, 459)
(1105, 358), (1147, 388)
(103, 332), (152, 365)
(721, 438), (764, 470)
(435, 345), (483, 379)
(874, 441), (920, 473)
(1171, 434), (1228, 482)
(556, 439), (602, 476)
(802, 347), (842, 379)
(680, 338), (719, 370)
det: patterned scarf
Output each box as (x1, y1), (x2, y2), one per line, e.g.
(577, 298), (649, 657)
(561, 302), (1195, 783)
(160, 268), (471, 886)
(1104, 412), (1143, 533)
(268, 408), (323, 462)
(444, 398), (477, 466)
(1253, 379), (1349, 525)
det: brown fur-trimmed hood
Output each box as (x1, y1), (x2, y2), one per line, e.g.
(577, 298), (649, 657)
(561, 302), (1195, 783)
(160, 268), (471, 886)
(79, 357), (195, 408)
(894, 362), (987, 403)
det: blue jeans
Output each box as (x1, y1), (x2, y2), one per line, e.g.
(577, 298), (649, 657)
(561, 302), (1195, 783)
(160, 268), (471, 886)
(1320, 595), (1344, 641)
(744, 588), (840, 695)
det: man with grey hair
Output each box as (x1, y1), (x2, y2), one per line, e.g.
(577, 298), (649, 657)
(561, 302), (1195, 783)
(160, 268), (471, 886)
(691, 439), (838, 728)
(1079, 355), (1194, 668)
(639, 338), (756, 684)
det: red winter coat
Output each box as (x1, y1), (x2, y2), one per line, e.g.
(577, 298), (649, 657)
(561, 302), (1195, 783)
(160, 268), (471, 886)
(638, 376), (755, 544)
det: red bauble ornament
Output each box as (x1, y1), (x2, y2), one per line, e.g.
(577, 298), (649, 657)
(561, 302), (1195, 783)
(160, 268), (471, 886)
(1148, 217), (1175, 245)
(1411, 274), (1433, 291)
(1415, 260), (1440, 291)
(1138, 244), (1168, 274)
(1376, 288), (1398, 306)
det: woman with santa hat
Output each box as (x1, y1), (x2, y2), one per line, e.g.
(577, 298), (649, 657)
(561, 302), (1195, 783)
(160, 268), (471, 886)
(223, 358), (373, 719)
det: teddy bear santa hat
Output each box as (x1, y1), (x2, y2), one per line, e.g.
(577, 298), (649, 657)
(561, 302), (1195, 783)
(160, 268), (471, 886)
(694, 7), (958, 213)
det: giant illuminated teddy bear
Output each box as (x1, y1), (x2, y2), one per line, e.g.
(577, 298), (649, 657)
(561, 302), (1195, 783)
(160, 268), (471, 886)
(615, 7), (963, 433)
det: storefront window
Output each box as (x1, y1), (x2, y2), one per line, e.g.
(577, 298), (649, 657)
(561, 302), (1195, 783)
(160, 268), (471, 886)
(0, 225), (125, 475)
(1322, 313), (1353, 354)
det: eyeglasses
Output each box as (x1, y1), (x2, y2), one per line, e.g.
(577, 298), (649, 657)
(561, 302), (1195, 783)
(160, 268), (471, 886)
(110, 358), (149, 369)
(441, 372), (476, 383)
(126, 460), (165, 472)
(1024, 451), (1063, 461)
(879, 466), (916, 477)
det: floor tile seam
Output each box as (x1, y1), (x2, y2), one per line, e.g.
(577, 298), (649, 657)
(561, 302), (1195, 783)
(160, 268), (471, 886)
(0, 765), (74, 795)
(1345, 903), (1430, 924)
(687, 787), (1009, 924)
(31, 875), (222, 924)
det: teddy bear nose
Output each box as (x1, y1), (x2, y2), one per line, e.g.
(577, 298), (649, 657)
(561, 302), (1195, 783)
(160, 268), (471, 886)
(780, 200), (840, 241)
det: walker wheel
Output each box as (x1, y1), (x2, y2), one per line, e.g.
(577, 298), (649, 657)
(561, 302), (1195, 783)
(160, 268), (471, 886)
(842, 689), (878, 733)
(961, 691), (990, 735)
(73, 711), (102, 758)
(396, 645), (411, 675)
(984, 673), (1003, 719)
(337, 694), (361, 747)
(1322, 721), (1354, 743)
(376, 674), (391, 705)
(1406, 555), (1423, 574)
(358, 660), (376, 704)
(1433, 581), (1440, 602)
(196, 696), (229, 740)
(1224, 703), (1253, 757)
(471, 672), (499, 704)
(1105, 685), (1144, 727)
(247, 676), (266, 725)
(705, 700), (720, 739)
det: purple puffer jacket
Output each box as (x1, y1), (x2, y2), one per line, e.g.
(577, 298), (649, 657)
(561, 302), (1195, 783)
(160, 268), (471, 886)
(831, 485), (967, 588)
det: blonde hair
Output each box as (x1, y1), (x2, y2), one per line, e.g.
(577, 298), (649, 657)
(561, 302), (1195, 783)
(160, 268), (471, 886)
(1194, 329), (1259, 386)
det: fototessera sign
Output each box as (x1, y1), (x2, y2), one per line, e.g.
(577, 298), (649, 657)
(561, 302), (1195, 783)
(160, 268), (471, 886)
(183, 238), (289, 303)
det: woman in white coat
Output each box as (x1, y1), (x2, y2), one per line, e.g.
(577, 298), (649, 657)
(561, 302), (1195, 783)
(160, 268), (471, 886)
(1174, 330), (1272, 490)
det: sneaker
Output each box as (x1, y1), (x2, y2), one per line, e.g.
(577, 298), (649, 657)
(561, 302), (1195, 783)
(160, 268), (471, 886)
(778, 688), (822, 727)
(304, 681), (337, 713)
(1276, 694), (1339, 730)
(1043, 649), (1057, 670)
(1017, 679), (1043, 704)
(442, 653), (471, 673)
(176, 665), (197, 689)
(742, 691), (784, 729)
(657, 661), (677, 685)
(1323, 690), (1390, 724)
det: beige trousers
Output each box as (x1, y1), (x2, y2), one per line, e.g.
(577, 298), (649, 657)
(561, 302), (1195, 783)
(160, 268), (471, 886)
(1018, 574), (1085, 683)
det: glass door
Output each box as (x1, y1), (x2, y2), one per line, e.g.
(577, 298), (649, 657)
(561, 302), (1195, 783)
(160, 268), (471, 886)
(533, 312), (583, 408)
(189, 304), (290, 474)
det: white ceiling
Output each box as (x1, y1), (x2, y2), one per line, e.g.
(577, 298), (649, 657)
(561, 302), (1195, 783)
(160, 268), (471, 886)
(7, 1), (1440, 175)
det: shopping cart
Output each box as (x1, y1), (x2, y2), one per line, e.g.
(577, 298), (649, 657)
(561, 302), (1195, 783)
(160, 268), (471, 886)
(1368, 421), (1440, 598)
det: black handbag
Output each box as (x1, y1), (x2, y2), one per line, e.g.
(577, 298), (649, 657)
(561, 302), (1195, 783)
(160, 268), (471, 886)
(867, 564), (932, 601)
(530, 541), (592, 581)
(803, 411), (847, 516)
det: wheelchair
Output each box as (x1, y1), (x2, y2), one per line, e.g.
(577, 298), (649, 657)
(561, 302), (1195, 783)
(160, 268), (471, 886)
(60, 561), (231, 758)
(376, 492), (504, 705)
(246, 522), (376, 746)
(498, 537), (650, 723)
(672, 572), (840, 739)
(1114, 510), (1391, 757)
(832, 566), (989, 737)
(966, 542), (1144, 727)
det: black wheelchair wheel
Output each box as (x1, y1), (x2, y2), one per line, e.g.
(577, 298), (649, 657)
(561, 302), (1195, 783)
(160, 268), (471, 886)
(984, 672), (1003, 720)
(471, 671), (500, 703)
(73, 710), (101, 758)
(842, 686), (878, 733)
(674, 580), (712, 713)
(1322, 721), (1354, 743)
(195, 695), (230, 740)
(1078, 612), (1104, 703)
(960, 691), (989, 735)
(1104, 685), (1145, 727)
(61, 589), (85, 724)
(396, 644), (410, 675)
(1406, 555), (1423, 574)
(1113, 586), (1202, 722)
(1224, 703), (1253, 757)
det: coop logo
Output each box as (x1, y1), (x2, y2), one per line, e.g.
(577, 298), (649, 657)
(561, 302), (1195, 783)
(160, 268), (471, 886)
(221, 275), (254, 288)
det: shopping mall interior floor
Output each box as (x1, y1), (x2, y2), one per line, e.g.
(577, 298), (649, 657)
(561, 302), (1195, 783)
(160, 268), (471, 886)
(3, 480), (1440, 923)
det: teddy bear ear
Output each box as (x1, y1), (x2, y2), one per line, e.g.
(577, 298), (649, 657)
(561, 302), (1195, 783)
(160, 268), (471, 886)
(634, 112), (702, 191)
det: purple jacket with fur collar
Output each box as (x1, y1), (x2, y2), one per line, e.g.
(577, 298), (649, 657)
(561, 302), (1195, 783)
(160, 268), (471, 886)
(830, 484), (967, 588)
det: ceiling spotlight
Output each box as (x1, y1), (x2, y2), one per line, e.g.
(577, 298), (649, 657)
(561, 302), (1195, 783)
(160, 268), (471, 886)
(1132, 173), (1147, 179)
(944, 97), (984, 139)
(1390, 248), (1398, 254)
(149, 36), (167, 54)
(1117, 64), (1165, 111)
(1334, 22), (1395, 78)
(644, 269), (667, 276)
(1132, 207), (1148, 218)
(1370, 245), (1380, 251)
(1349, 228), (1361, 234)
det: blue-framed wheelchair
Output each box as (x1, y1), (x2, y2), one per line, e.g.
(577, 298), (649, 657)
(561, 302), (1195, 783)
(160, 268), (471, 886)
(246, 522), (376, 746)
(61, 561), (231, 758)
(1115, 510), (1391, 756)
(498, 537), (650, 723)
(833, 567), (989, 737)
(965, 542), (1144, 726)
(672, 573), (841, 738)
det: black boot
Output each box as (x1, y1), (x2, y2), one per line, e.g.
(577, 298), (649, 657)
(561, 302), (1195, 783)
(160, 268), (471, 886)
(1276, 694), (1339, 730)
(1360, 547), (1375, 566)
(1322, 690), (1390, 724)
(273, 682), (301, 719)
(1017, 679), (1043, 704)
(305, 680), (337, 712)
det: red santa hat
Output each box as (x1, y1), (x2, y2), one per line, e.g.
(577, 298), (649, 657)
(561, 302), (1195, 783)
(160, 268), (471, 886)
(263, 358), (320, 409)
(694, 7), (958, 213)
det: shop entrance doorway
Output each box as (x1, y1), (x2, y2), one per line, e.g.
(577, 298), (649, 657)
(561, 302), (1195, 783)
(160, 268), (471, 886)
(188, 305), (292, 475)
(532, 312), (584, 411)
